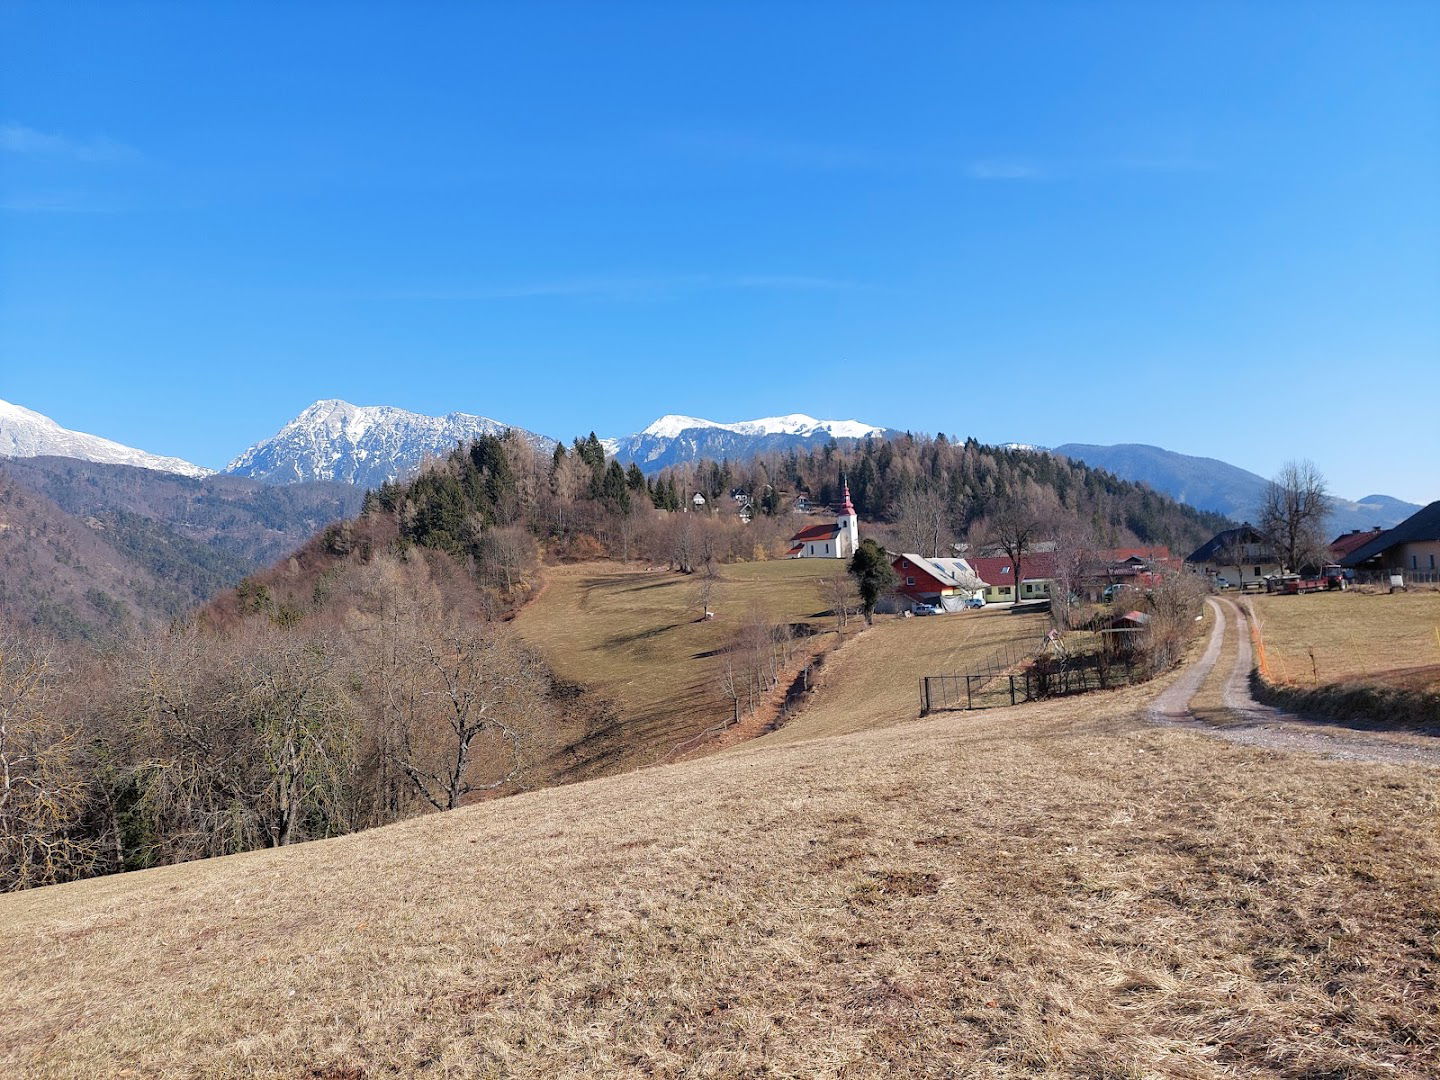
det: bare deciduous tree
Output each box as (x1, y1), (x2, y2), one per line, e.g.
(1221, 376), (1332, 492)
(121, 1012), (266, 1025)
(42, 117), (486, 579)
(821, 571), (860, 632)
(718, 610), (796, 723)
(0, 633), (96, 890)
(1047, 516), (1096, 630)
(397, 624), (548, 811)
(1259, 460), (1332, 572)
(894, 483), (953, 558)
(983, 496), (1049, 606)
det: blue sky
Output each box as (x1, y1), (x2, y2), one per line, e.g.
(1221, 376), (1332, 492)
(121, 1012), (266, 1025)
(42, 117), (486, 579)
(2, 2), (1437, 502)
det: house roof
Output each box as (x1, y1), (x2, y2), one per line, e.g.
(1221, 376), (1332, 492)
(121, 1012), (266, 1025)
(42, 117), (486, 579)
(783, 543), (803, 557)
(1329, 528), (1384, 559)
(790, 522), (842, 543)
(969, 552), (1058, 586)
(892, 554), (979, 590)
(1187, 525), (1269, 564)
(1340, 501), (1440, 567)
(1106, 546), (1172, 563)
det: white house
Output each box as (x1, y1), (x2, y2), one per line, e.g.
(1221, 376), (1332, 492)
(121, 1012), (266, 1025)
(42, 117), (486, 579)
(785, 482), (860, 559)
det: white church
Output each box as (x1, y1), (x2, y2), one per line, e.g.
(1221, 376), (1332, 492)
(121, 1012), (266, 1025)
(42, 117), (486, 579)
(785, 481), (861, 559)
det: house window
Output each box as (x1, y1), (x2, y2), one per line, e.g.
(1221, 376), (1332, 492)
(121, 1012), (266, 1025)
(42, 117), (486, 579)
(1000, 586), (1011, 596)
(1254, 566), (1261, 577)
(1413, 555), (1419, 569)
(1430, 554), (1435, 570)
(825, 543), (830, 554)
(905, 576), (915, 586)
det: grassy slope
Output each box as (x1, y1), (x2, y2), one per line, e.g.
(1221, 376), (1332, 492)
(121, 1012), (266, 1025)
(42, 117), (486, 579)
(515, 559), (849, 775)
(5, 677), (1437, 1078)
(1249, 590), (1440, 691)
(758, 605), (1048, 745)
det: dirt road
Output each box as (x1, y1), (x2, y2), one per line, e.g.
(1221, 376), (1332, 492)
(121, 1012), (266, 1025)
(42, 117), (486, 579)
(1149, 597), (1440, 767)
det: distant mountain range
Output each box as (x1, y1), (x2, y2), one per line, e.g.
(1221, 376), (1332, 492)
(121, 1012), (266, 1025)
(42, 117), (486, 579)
(1050, 443), (1419, 535)
(0, 398), (1423, 537)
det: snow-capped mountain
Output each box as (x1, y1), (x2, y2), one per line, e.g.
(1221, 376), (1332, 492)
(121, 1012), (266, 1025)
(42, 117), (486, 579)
(224, 399), (557, 487)
(0, 397), (212, 478)
(608, 413), (891, 471)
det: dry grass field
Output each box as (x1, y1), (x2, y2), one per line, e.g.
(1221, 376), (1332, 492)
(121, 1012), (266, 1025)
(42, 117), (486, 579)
(758, 605), (1048, 745)
(4, 676), (1437, 1079)
(515, 559), (850, 774)
(1248, 590), (1440, 693)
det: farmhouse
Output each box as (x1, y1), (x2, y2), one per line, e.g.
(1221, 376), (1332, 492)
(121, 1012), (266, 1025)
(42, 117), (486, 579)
(891, 553), (984, 610)
(785, 481), (860, 559)
(1340, 501), (1440, 576)
(1329, 527), (1384, 562)
(969, 552), (1057, 605)
(1187, 524), (1282, 586)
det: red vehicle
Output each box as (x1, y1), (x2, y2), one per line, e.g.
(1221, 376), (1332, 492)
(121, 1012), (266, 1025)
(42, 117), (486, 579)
(1277, 564), (1346, 594)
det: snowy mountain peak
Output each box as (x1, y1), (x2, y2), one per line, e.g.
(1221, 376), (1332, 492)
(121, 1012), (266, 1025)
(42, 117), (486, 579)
(641, 414), (723, 439)
(225, 400), (555, 487)
(611, 412), (890, 472)
(0, 397), (213, 478)
(638, 413), (882, 441)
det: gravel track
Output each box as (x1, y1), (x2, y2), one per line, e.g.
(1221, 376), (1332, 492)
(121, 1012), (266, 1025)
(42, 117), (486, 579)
(1148, 597), (1440, 768)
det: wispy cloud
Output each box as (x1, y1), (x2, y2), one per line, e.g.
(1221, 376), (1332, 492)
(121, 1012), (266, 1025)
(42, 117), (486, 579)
(384, 274), (865, 302)
(0, 122), (140, 163)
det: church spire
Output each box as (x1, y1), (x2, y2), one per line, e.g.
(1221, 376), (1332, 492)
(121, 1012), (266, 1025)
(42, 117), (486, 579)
(840, 475), (855, 517)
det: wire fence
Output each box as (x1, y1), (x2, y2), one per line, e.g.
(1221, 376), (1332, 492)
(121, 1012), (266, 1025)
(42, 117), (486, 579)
(919, 652), (1143, 714)
(1350, 569), (1440, 587)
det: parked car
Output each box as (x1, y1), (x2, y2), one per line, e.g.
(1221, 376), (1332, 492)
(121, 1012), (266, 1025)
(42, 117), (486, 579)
(961, 596), (986, 609)
(1102, 584), (1136, 602)
(912, 603), (943, 616)
(1213, 576), (1231, 590)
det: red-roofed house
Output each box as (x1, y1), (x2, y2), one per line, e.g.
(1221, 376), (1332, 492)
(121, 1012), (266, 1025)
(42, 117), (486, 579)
(891, 554), (985, 609)
(969, 552), (1058, 604)
(1329, 528), (1384, 562)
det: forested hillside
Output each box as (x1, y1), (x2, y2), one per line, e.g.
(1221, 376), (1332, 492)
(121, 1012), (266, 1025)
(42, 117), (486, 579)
(645, 434), (1233, 555)
(0, 457), (362, 638)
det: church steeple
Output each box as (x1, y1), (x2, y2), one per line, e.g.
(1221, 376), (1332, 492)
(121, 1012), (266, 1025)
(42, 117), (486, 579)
(837, 475), (859, 555)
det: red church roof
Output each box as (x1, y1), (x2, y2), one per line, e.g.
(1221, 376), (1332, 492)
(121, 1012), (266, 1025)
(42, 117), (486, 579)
(790, 522), (843, 543)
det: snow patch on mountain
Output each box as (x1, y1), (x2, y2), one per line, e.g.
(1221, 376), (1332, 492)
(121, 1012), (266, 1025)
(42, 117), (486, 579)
(0, 398), (213, 478)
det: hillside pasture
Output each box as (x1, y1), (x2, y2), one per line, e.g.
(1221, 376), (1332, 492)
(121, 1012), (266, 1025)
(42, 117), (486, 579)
(1249, 590), (1440, 694)
(515, 559), (850, 776)
(4, 681), (1436, 1078)
(758, 604), (1050, 745)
